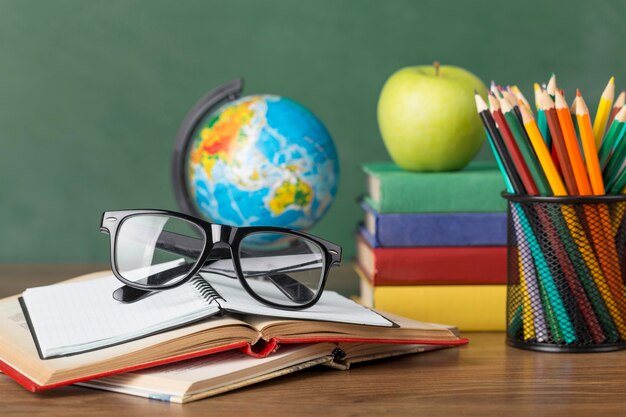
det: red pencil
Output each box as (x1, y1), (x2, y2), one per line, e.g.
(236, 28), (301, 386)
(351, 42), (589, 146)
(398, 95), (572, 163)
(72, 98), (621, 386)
(542, 90), (579, 196)
(488, 93), (538, 195)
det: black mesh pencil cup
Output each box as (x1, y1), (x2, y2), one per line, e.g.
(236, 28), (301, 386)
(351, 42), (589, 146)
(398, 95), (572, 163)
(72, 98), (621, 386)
(505, 193), (626, 352)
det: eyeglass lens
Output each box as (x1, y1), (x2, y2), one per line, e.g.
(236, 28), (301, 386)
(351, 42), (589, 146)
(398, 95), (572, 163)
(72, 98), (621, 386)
(115, 215), (205, 287)
(238, 232), (325, 307)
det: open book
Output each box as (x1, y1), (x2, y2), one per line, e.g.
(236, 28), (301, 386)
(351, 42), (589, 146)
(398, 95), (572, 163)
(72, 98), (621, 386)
(78, 342), (445, 403)
(0, 271), (468, 392)
(20, 262), (393, 359)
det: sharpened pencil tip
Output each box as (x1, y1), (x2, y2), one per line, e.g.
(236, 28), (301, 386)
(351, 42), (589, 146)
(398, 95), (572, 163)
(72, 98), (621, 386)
(576, 89), (581, 97)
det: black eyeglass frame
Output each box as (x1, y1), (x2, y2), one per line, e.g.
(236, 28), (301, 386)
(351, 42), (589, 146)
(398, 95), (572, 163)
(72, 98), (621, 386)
(100, 209), (342, 310)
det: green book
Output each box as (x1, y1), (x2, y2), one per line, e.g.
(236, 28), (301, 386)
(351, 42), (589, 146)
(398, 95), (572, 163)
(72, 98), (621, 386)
(363, 161), (507, 213)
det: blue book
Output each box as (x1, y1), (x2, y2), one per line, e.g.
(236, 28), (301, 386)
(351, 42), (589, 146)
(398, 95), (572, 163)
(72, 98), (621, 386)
(361, 201), (507, 247)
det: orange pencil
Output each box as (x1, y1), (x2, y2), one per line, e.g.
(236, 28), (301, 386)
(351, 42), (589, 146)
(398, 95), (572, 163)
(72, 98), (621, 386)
(520, 106), (567, 196)
(555, 90), (593, 195)
(575, 91), (605, 195)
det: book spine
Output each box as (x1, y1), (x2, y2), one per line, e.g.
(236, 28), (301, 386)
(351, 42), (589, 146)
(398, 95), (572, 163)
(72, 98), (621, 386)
(363, 167), (507, 213)
(358, 274), (506, 331)
(357, 237), (507, 285)
(362, 203), (507, 247)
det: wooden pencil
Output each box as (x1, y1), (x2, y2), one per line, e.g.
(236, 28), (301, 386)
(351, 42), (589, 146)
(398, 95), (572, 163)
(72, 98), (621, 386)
(488, 93), (538, 195)
(475, 94), (523, 194)
(547, 73), (557, 98)
(520, 106), (566, 195)
(500, 97), (551, 195)
(593, 77), (615, 147)
(603, 123), (626, 185)
(511, 85), (531, 110)
(555, 89), (593, 195)
(543, 91), (579, 195)
(599, 106), (626, 169)
(607, 90), (625, 127)
(533, 83), (542, 111)
(574, 92), (605, 195)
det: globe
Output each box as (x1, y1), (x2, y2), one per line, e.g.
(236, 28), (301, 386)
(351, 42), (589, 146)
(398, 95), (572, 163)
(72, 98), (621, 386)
(185, 94), (339, 230)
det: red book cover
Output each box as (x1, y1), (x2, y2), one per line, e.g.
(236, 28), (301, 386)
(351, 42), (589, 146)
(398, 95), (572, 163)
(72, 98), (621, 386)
(357, 236), (507, 286)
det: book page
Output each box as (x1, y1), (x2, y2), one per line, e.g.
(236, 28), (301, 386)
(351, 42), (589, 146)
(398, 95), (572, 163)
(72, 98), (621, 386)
(22, 264), (221, 358)
(78, 343), (335, 403)
(0, 293), (251, 386)
(202, 273), (392, 327)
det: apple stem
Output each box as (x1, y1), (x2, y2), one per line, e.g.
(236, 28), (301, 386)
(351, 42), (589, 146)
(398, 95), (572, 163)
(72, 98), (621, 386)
(433, 61), (440, 76)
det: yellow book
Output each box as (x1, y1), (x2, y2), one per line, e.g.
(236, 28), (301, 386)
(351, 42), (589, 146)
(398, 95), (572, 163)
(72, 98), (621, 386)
(358, 268), (506, 331)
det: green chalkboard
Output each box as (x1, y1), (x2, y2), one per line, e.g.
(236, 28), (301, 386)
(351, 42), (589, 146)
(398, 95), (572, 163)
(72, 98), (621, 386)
(0, 0), (625, 262)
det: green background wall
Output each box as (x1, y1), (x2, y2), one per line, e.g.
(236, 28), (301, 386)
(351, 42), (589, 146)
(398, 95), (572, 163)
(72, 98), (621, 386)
(1, 0), (625, 263)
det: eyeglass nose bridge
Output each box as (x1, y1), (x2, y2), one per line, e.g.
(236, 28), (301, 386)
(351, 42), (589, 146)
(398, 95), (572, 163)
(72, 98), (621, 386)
(208, 224), (234, 245)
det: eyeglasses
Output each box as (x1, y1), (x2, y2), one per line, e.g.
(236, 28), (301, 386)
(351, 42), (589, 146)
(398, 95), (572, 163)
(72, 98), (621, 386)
(100, 209), (342, 310)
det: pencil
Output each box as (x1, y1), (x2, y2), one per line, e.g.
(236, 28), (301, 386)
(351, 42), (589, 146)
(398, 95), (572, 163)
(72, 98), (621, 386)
(575, 92), (605, 195)
(488, 93), (538, 194)
(555, 89), (593, 195)
(547, 73), (557, 98)
(475, 94), (523, 193)
(593, 77), (615, 147)
(533, 83), (542, 111)
(598, 106), (626, 169)
(543, 91), (579, 195)
(606, 90), (625, 127)
(511, 85), (531, 110)
(602, 124), (626, 185)
(500, 97), (551, 195)
(520, 106), (566, 195)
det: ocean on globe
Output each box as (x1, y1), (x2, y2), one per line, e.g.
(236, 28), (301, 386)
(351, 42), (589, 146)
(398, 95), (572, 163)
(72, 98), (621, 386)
(186, 94), (339, 230)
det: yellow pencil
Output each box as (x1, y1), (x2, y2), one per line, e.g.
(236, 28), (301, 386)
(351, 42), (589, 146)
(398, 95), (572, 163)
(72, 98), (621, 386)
(518, 251), (535, 341)
(520, 106), (567, 195)
(575, 92), (606, 195)
(511, 85), (531, 110)
(533, 83), (542, 111)
(593, 77), (615, 147)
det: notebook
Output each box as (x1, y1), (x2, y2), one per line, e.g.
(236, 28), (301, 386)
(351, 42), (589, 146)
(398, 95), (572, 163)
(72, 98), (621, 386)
(20, 261), (392, 359)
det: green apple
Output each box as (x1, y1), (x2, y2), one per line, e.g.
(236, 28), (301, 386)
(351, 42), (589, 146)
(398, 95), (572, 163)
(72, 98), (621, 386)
(377, 62), (488, 171)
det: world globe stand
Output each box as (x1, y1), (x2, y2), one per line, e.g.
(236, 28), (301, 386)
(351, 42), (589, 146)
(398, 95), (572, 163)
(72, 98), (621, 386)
(171, 78), (245, 218)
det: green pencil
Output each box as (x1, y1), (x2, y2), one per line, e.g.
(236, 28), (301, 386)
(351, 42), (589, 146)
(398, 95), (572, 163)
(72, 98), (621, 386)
(598, 107), (626, 169)
(500, 97), (552, 196)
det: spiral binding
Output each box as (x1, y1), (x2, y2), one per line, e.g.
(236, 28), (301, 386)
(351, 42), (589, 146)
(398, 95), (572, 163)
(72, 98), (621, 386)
(189, 275), (225, 305)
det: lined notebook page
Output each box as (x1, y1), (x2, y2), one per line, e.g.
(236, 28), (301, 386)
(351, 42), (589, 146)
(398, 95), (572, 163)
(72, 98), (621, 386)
(203, 273), (392, 327)
(22, 269), (220, 358)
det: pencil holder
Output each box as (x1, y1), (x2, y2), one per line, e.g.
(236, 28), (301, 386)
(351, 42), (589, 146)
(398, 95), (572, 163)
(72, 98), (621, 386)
(504, 193), (626, 352)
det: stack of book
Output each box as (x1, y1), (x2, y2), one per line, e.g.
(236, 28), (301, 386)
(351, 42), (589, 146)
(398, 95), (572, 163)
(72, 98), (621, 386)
(0, 269), (467, 403)
(357, 161), (509, 331)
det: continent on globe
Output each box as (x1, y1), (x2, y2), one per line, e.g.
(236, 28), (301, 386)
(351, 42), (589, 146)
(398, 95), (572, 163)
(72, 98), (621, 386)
(186, 94), (339, 230)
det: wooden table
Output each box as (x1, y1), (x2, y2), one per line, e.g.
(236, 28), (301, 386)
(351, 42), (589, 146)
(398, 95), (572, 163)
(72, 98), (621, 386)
(2, 265), (626, 416)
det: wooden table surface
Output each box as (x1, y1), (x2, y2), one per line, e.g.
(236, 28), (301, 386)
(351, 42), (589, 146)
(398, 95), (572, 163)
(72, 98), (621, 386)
(2, 265), (626, 417)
